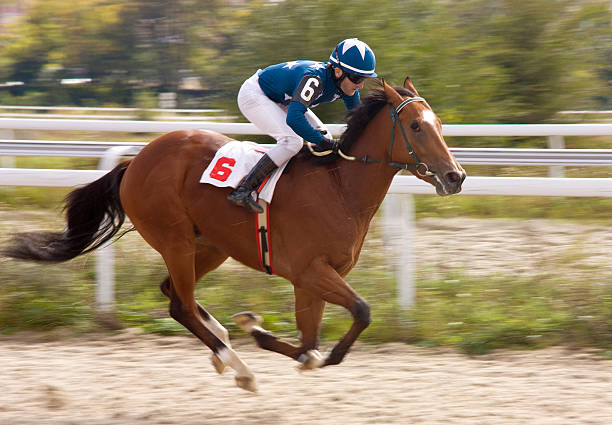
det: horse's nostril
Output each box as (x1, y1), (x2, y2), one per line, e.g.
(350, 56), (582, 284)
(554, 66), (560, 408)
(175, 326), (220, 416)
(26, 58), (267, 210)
(446, 171), (460, 183)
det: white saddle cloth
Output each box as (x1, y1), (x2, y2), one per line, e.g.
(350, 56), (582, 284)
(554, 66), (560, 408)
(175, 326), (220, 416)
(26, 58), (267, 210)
(199, 141), (287, 204)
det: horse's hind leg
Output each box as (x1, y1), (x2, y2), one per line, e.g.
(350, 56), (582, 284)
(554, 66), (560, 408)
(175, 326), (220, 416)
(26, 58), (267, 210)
(232, 287), (326, 366)
(162, 241), (256, 391)
(160, 243), (231, 374)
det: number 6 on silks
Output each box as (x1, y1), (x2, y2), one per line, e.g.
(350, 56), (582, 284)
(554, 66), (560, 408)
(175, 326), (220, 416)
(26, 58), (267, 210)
(295, 76), (322, 105)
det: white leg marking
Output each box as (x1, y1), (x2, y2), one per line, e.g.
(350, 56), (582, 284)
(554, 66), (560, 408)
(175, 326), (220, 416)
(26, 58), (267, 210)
(216, 347), (250, 375)
(217, 346), (257, 392)
(231, 312), (263, 333)
(297, 350), (325, 371)
(201, 313), (231, 375)
(202, 314), (231, 346)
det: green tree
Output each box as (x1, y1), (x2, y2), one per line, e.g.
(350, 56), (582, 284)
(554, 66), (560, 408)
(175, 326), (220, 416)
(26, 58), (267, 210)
(221, 0), (609, 125)
(0, 0), (608, 117)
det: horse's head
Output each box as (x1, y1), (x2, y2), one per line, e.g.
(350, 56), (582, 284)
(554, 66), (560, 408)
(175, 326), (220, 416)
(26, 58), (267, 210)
(382, 78), (465, 195)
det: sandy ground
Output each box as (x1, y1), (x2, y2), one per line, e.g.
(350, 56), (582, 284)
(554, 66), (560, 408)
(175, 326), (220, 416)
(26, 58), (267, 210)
(1, 331), (611, 425)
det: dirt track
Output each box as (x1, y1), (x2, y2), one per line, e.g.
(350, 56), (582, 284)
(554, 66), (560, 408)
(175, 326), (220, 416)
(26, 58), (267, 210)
(0, 331), (611, 425)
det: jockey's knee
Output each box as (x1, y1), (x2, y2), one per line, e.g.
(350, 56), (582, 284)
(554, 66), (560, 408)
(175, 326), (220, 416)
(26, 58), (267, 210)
(277, 136), (303, 154)
(267, 136), (303, 164)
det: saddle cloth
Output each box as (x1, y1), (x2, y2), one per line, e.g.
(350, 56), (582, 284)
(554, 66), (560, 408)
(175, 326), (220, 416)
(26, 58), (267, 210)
(199, 141), (287, 204)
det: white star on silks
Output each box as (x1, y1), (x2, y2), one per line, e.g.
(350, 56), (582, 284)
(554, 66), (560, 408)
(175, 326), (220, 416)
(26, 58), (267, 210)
(342, 38), (368, 60)
(283, 61), (300, 69)
(310, 63), (327, 71)
(284, 94), (292, 101)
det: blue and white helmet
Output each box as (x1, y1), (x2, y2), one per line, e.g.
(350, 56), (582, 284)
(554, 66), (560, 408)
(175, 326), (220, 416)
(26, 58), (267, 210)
(329, 38), (377, 77)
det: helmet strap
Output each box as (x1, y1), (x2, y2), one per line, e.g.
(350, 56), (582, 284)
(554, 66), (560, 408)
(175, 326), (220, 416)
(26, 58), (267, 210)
(329, 63), (346, 91)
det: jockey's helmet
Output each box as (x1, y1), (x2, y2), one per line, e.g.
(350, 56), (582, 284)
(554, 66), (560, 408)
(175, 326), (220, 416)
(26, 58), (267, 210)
(329, 38), (377, 77)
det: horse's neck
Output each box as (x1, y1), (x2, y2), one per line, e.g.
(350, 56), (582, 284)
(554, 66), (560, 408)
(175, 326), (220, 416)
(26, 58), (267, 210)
(338, 112), (397, 224)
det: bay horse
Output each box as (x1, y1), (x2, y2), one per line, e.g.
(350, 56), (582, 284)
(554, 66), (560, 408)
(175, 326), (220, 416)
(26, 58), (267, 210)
(2, 78), (465, 392)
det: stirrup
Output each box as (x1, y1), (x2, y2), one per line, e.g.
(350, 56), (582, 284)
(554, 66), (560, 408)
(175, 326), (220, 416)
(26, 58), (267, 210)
(228, 189), (263, 213)
(227, 154), (277, 214)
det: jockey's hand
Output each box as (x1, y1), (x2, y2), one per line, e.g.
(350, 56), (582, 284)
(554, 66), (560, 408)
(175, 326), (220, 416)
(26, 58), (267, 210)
(313, 138), (340, 153)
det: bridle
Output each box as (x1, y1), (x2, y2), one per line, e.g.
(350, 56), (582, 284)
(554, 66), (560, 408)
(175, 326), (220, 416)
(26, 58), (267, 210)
(308, 96), (435, 178)
(386, 97), (434, 176)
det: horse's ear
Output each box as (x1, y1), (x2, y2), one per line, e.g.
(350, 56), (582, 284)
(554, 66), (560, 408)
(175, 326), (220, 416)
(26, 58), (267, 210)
(382, 78), (404, 107)
(403, 76), (420, 96)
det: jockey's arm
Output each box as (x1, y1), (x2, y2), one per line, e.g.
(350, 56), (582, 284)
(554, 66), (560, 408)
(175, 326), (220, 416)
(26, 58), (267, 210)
(286, 101), (325, 144)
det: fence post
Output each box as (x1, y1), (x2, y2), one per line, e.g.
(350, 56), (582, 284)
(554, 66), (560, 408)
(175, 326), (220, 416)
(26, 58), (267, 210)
(382, 193), (416, 308)
(548, 135), (565, 177)
(0, 129), (16, 168)
(95, 146), (139, 319)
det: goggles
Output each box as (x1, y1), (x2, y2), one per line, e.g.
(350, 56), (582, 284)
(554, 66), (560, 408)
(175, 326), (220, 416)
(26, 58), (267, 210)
(346, 73), (367, 84)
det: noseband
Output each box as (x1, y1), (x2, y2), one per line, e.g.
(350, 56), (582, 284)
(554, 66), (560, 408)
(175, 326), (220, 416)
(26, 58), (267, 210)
(308, 96), (435, 177)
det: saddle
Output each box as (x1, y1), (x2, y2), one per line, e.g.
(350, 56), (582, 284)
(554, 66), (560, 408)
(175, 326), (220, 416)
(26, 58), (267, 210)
(200, 141), (288, 204)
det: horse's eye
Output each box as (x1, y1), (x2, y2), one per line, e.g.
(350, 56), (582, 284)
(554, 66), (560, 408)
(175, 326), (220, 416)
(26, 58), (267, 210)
(410, 121), (421, 132)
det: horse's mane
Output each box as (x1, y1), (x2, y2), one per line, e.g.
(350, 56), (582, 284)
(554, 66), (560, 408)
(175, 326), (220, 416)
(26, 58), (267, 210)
(339, 86), (415, 154)
(295, 86), (416, 165)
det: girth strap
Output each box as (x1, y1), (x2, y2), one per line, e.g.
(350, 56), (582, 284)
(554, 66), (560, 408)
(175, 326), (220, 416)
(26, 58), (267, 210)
(255, 199), (273, 275)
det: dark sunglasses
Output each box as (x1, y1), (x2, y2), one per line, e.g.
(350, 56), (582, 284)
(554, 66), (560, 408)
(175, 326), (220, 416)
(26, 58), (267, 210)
(346, 73), (367, 84)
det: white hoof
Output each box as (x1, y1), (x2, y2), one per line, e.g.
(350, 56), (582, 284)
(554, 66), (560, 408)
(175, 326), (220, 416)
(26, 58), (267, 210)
(297, 350), (325, 371)
(231, 312), (263, 333)
(211, 353), (225, 374)
(235, 374), (257, 392)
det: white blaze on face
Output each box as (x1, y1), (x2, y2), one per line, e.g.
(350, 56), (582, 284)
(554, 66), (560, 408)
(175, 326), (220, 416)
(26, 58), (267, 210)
(421, 109), (438, 131)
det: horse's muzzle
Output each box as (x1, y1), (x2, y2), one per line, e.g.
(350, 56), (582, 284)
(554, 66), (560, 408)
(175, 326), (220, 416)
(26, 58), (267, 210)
(434, 169), (466, 196)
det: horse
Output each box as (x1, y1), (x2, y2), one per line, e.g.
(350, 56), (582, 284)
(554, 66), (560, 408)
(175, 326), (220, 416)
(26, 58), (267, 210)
(2, 78), (465, 392)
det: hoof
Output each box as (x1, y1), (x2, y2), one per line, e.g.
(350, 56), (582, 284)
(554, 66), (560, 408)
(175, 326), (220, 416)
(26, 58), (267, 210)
(232, 312), (263, 333)
(211, 353), (225, 374)
(235, 374), (257, 392)
(297, 350), (325, 371)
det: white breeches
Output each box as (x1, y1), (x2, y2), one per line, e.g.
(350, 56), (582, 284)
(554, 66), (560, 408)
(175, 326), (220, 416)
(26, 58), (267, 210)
(237, 71), (329, 166)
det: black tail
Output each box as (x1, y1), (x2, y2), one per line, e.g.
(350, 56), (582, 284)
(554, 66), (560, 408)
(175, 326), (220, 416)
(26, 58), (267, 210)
(2, 160), (131, 262)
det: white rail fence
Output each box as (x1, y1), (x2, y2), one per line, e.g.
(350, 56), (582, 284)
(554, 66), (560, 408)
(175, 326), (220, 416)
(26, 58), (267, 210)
(1, 117), (612, 135)
(1, 119), (611, 310)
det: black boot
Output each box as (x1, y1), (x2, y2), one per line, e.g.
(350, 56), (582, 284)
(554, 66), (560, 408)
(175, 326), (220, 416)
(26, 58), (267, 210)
(228, 154), (278, 213)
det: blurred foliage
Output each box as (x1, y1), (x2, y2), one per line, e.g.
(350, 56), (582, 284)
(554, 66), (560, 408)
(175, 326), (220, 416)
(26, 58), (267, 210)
(0, 0), (609, 124)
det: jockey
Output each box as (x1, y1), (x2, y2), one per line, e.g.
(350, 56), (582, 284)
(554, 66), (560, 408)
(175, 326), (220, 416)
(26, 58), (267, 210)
(228, 38), (378, 213)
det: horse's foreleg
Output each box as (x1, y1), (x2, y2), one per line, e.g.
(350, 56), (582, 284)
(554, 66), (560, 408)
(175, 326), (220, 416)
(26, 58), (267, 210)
(293, 287), (326, 369)
(232, 287), (325, 364)
(293, 258), (371, 368)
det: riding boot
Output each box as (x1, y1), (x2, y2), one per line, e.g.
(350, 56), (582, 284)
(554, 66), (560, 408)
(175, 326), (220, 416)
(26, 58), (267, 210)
(227, 154), (278, 213)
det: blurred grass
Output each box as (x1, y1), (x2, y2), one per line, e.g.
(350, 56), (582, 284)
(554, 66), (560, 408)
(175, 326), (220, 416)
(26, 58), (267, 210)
(0, 226), (610, 355)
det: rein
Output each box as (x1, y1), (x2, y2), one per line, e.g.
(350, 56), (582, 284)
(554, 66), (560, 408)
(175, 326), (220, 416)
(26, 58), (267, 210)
(308, 96), (434, 177)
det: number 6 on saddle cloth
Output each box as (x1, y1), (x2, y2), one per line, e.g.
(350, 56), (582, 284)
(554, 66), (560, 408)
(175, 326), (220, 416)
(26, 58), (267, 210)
(201, 141), (283, 275)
